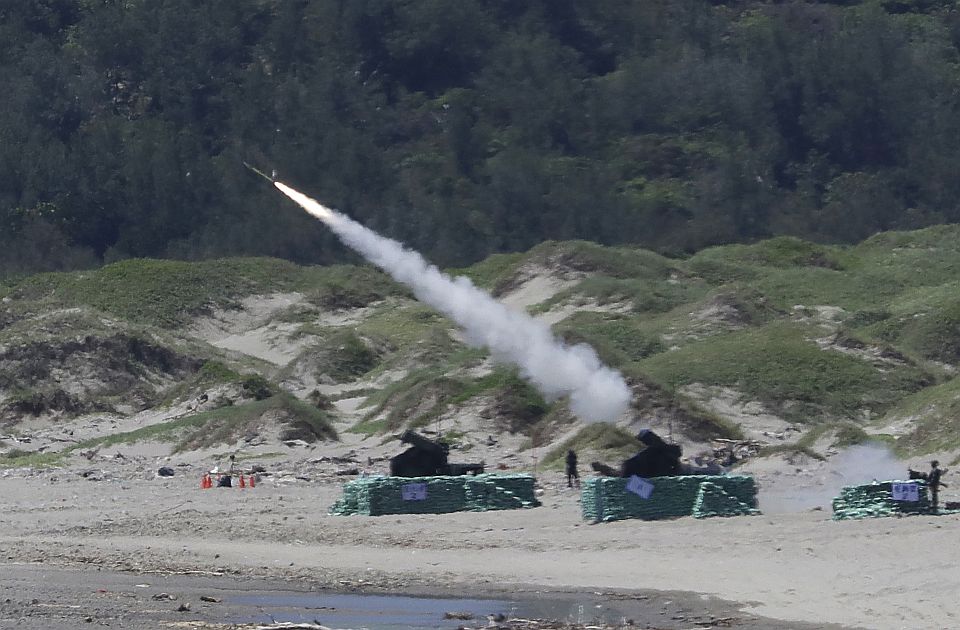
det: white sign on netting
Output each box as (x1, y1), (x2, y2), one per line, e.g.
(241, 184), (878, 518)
(891, 482), (919, 502)
(626, 475), (654, 499)
(401, 483), (428, 501)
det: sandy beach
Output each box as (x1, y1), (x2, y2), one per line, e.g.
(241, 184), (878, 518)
(1, 455), (957, 630)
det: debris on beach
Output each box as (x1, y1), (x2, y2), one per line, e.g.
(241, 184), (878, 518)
(443, 610), (475, 620)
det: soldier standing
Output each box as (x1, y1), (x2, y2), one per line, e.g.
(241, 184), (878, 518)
(566, 449), (579, 488)
(928, 460), (946, 512)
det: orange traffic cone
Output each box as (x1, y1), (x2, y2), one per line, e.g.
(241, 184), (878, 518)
(239, 474), (246, 489)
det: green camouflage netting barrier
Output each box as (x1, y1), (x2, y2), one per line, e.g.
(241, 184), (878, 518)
(465, 475), (540, 511)
(581, 475), (759, 522)
(832, 480), (930, 520)
(329, 474), (541, 516)
(692, 481), (760, 519)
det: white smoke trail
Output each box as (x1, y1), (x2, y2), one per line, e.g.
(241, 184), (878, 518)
(274, 182), (632, 422)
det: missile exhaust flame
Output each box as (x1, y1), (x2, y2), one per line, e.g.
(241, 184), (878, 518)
(272, 181), (632, 422)
(274, 182), (335, 222)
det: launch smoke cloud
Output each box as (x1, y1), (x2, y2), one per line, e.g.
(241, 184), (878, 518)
(274, 182), (632, 422)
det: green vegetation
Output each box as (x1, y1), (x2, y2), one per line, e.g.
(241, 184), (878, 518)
(7, 218), (960, 459)
(68, 393), (337, 454)
(10, 258), (298, 327)
(879, 377), (960, 455)
(10, 2), (960, 275)
(319, 331), (380, 382)
(197, 360), (242, 384)
(2, 258), (403, 328)
(692, 237), (846, 272)
(874, 296), (960, 363)
(833, 424), (872, 448)
(175, 394), (337, 450)
(240, 374), (275, 400)
(524, 242), (681, 281)
(354, 366), (548, 435)
(5, 393), (337, 465)
(302, 265), (407, 309)
(349, 303), (488, 379)
(353, 367), (446, 434)
(543, 275), (703, 315)
(449, 252), (525, 291)
(159, 359), (243, 408)
(541, 423), (642, 469)
(669, 399), (745, 442)
(0, 449), (65, 469)
(355, 303), (448, 347)
(639, 322), (934, 423)
(553, 312), (665, 368)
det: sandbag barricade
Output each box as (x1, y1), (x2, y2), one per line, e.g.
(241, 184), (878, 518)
(581, 475), (759, 522)
(832, 480), (930, 520)
(330, 473), (541, 516)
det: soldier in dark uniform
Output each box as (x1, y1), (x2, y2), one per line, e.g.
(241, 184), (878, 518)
(928, 460), (946, 512)
(566, 449), (579, 488)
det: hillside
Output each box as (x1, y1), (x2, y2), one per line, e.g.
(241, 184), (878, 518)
(3, 227), (960, 480)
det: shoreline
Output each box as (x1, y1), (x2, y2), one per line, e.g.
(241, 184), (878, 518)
(1, 562), (851, 629)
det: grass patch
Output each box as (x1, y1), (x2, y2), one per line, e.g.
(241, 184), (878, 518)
(541, 423), (642, 469)
(9, 258), (305, 327)
(5, 258), (405, 329)
(302, 265), (407, 309)
(670, 397), (745, 442)
(449, 252), (525, 290)
(353, 367), (446, 434)
(325, 331), (380, 381)
(833, 424), (871, 448)
(553, 312), (665, 368)
(198, 360), (243, 383)
(545, 275), (704, 315)
(0, 448), (65, 468)
(158, 359), (244, 407)
(476, 370), (549, 435)
(69, 394), (337, 454)
(639, 322), (933, 423)
(879, 376), (960, 455)
(795, 422), (873, 450)
(174, 394), (337, 451)
(869, 294), (960, 363)
(354, 366), (548, 435)
(526, 241), (681, 280)
(853, 225), (960, 290)
(73, 414), (213, 452)
(750, 267), (902, 313)
(689, 236), (846, 271)
(354, 302), (460, 367)
(280, 326), (392, 383)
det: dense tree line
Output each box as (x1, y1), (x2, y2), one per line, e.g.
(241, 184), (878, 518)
(3, 0), (960, 275)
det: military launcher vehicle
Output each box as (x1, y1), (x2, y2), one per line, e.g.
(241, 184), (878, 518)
(389, 430), (485, 477)
(591, 428), (720, 478)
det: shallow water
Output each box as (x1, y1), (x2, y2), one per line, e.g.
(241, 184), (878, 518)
(230, 591), (621, 629)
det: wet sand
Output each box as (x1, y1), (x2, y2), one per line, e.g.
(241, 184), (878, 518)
(1, 564), (848, 629)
